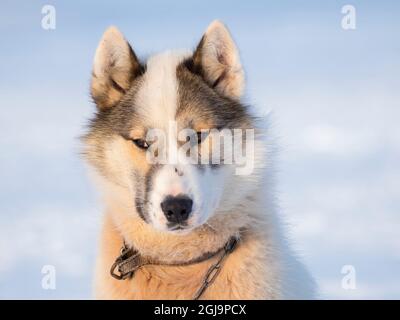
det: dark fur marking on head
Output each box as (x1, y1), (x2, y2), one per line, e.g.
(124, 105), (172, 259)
(135, 164), (162, 223)
(83, 60), (149, 185)
(134, 164), (162, 223)
(176, 58), (254, 172)
(176, 61), (252, 129)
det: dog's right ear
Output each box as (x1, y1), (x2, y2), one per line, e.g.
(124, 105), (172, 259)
(91, 26), (142, 110)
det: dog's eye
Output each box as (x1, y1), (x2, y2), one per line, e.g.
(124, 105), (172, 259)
(132, 139), (149, 150)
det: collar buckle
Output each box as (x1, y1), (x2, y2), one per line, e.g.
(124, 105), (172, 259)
(110, 245), (140, 280)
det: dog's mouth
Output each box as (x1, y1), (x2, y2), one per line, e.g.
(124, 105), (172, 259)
(169, 224), (188, 231)
(170, 225), (185, 230)
(167, 224), (194, 234)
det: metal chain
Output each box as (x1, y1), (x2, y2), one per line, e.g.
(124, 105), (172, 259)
(193, 237), (238, 300)
(110, 237), (238, 299)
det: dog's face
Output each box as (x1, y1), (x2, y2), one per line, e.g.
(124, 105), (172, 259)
(83, 21), (255, 234)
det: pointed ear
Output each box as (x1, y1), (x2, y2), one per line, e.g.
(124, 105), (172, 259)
(192, 20), (244, 99)
(91, 26), (142, 110)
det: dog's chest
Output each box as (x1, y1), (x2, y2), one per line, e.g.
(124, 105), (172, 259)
(128, 265), (207, 299)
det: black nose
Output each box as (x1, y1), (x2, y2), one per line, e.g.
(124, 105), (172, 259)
(161, 195), (193, 224)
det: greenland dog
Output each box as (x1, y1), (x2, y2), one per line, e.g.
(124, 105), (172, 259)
(82, 20), (316, 299)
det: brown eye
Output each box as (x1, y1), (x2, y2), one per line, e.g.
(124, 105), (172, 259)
(196, 131), (208, 144)
(132, 139), (149, 150)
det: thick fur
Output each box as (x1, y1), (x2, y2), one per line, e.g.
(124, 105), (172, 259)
(83, 21), (316, 299)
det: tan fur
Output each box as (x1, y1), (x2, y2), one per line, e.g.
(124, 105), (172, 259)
(93, 178), (283, 300)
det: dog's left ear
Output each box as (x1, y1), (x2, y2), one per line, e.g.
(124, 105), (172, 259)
(192, 20), (244, 99)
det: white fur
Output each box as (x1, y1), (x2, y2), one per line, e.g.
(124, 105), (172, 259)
(131, 50), (232, 233)
(133, 51), (191, 127)
(149, 163), (227, 233)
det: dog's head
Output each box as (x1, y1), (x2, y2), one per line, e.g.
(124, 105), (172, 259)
(83, 21), (259, 234)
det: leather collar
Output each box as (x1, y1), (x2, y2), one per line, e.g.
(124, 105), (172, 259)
(110, 236), (238, 281)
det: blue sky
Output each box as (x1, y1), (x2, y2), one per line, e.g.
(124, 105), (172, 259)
(0, 0), (399, 299)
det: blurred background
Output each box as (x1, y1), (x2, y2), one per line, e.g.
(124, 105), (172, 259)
(0, 0), (399, 299)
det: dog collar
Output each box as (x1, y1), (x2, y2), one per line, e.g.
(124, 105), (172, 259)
(110, 236), (239, 299)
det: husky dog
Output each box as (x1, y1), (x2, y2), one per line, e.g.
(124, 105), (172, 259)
(82, 20), (316, 299)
